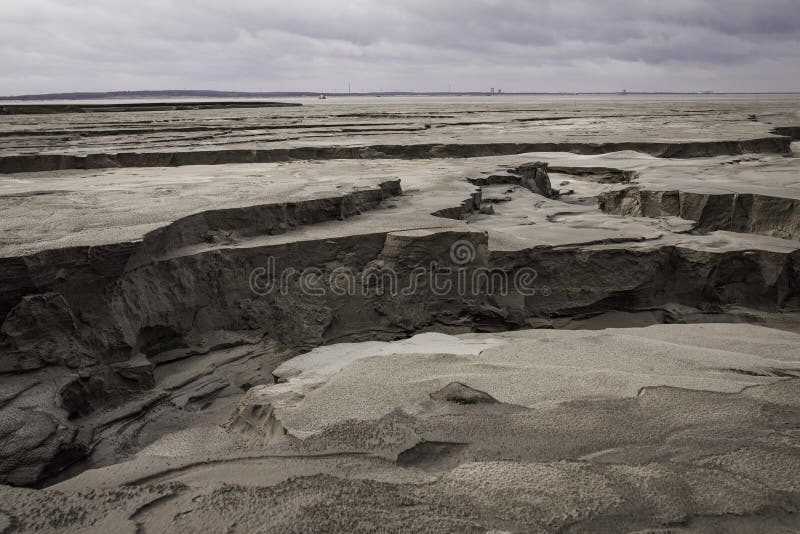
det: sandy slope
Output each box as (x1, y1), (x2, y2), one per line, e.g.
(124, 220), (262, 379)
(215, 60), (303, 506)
(0, 323), (796, 532)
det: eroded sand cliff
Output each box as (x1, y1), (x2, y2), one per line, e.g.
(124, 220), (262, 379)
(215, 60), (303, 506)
(0, 95), (799, 531)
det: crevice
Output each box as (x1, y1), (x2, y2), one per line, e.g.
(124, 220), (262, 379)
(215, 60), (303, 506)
(395, 441), (469, 472)
(771, 126), (800, 140)
(725, 367), (800, 378)
(466, 161), (555, 198)
(548, 165), (638, 184)
(1, 159), (799, 488)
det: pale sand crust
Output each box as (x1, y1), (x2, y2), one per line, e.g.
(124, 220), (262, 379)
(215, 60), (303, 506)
(0, 324), (792, 532)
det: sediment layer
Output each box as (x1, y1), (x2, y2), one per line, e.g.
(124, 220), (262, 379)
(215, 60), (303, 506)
(0, 136), (791, 173)
(2, 214), (799, 484)
(0, 102), (302, 115)
(600, 187), (800, 240)
(3, 143), (800, 485)
(772, 126), (800, 140)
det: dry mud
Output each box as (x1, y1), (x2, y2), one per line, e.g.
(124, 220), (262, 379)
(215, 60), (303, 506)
(0, 95), (799, 532)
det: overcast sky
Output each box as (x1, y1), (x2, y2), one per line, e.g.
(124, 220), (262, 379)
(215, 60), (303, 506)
(2, 0), (799, 95)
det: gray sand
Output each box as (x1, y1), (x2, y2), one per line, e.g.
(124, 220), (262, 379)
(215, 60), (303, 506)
(1, 95), (799, 532)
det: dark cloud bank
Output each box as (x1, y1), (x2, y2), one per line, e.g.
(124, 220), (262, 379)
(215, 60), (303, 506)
(2, 0), (799, 95)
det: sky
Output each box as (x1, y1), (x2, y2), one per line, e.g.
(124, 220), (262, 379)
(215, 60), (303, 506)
(2, 0), (799, 95)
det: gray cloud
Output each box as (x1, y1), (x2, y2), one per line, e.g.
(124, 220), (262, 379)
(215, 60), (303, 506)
(1, 0), (799, 94)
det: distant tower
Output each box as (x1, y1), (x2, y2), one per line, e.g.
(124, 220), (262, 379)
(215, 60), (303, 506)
(622, 88), (627, 96)
(490, 87), (495, 95)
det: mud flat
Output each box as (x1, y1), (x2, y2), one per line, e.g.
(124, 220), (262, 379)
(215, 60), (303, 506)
(0, 95), (799, 532)
(0, 101), (302, 115)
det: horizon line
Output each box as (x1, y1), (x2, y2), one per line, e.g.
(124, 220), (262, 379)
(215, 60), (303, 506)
(3, 89), (800, 101)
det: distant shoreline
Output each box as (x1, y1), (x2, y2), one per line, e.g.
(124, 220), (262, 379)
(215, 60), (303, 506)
(0, 101), (302, 115)
(2, 90), (800, 101)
